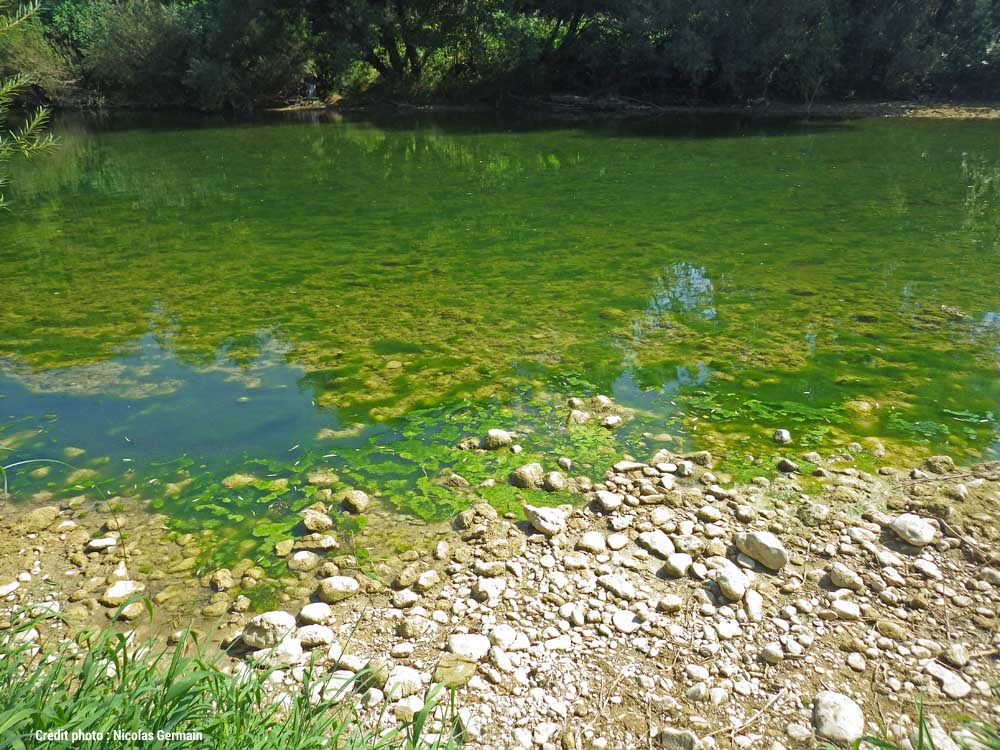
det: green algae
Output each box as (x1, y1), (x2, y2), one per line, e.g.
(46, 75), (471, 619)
(1, 112), (999, 571)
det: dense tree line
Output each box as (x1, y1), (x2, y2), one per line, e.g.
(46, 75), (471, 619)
(0, 0), (997, 112)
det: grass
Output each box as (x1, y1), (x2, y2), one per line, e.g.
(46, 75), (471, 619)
(0, 605), (461, 750)
(817, 696), (1000, 749)
(0, 448), (73, 495)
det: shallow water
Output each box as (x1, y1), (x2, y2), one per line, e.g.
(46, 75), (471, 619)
(2, 111), (998, 568)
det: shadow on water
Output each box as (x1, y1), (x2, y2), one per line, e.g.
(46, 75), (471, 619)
(50, 106), (854, 141)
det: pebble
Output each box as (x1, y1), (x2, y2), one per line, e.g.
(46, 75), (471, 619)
(761, 643), (784, 664)
(663, 553), (693, 578)
(637, 530), (674, 558)
(577, 531), (607, 554)
(925, 660), (972, 699)
(831, 600), (861, 620)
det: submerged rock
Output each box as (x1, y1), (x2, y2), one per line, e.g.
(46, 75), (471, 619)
(210, 568), (235, 591)
(510, 463), (544, 489)
(99, 580), (144, 607)
(341, 489), (370, 514)
(483, 429), (513, 450)
(773, 428), (792, 444)
(542, 471), (567, 492)
(303, 509), (334, 532)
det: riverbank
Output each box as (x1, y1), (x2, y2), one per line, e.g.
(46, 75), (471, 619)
(278, 95), (1000, 121)
(3, 403), (998, 749)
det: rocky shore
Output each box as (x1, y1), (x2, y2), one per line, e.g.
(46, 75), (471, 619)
(2, 415), (999, 749)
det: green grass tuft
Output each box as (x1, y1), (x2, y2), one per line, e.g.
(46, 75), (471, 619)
(0, 607), (461, 750)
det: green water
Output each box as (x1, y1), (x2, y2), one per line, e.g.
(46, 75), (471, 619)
(2, 111), (999, 566)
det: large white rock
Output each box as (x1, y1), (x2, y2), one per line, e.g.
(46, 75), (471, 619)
(637, 530), (675, 559)
(287, 550), (321, 572)
(662, 553), (693, 578)
(317, 576), (359, 603)
(890, 513), (937, 546)
(594, 490), (623, 512)
(812, 691), (865, 745)
(448, 633), (491, 661)
(243, 610), (297, 649)
(0, 580), (20, 597)
(488, 624), (519, 650)
(297, 625), (335, 649)
(253, 638), (303, 667)
(86, 536), (118, 551)
(716, 567), (749, 602)
(299, 602), (333, 624)
(577, 531), (607, 553)
(612, 609), (641, 634)
(523, 504), (569, 536)
(734, 531), (789, 570)
(472, 576), (506, 604)
(597, 573), (636, 601)
(925, 660), (972, 699)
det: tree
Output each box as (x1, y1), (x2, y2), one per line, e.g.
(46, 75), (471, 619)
(305, 0), (483, 89)
(0, 0), (54, 207)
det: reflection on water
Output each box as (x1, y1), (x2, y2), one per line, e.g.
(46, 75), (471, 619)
(648, 262), (717, 322)
(961, 152), (1000, 249)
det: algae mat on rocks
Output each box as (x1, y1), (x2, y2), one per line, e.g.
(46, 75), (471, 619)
(1, 111), (998, 568)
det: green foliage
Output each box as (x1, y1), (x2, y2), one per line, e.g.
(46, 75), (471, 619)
(0, 609), (461, 750)
(0, 16), (71, 100)
(41, 0), (310, 110)
(78, 0), (198, 107)
(11, 0), (1000, 108)
(0, 0), (56, 206)
(184, 0), (311, 112)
